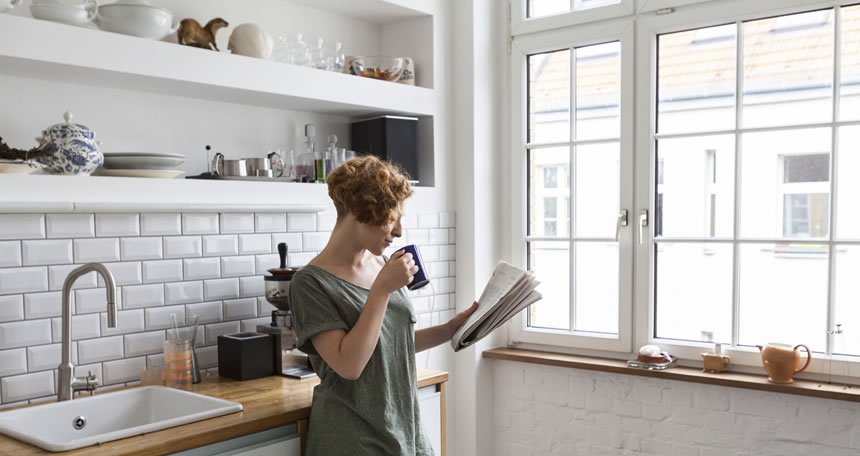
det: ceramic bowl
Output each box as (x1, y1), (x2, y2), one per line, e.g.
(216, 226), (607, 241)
(351, 57), (405, 82)
(30, 0), (97, 26)
(95, 0), (178, 40)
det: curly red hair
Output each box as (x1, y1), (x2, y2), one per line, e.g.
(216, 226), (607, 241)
(326, 155), (414, 226)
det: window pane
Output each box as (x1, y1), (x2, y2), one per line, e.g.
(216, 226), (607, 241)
(529, 50), (570, 143)
(837, 126), (860, 239)
(657, 24), (736, 134)
(528, 241), (570, 330)
(833, 245), (860, 356)
(655, 242), (733, 343)
(740, 128), (831, 239)
(575, 41), (620, 140)
(742, 10), (834, 128)
(840, 5), (860, 121)
(738, 243), (828, 352)
(528, 0), (621, 18)
(529, 147), (570, 237)
(575, 142), (618, 238)
(656, 135), (735, 238)
(574, 242), (618, 334)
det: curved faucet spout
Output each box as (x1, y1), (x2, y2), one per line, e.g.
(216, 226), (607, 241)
(58, 263), (117, 401)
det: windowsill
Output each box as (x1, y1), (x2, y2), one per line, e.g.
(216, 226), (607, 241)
(484, 347), (860, 403)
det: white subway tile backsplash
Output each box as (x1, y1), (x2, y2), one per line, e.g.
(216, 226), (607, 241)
(428, 229), (449, 246)
(196, 345), (218, 369)
(220, 213), (254, 234)
(317, 212), (337, 231)
(271, 233), (302, 253)
(0, 267), (48, 294)
(0, 242), (21, 268)
(186, 301), (223, 324)
(221, 256), (255, 277)
(418, 213), (440, 229)
(184, 258), (220, 280)
(287, 213), (316, 232)
(48, 265), (96, 291)
(420, 245), (440, 262)
(100, 261), (142, 286)
(440, 245), (455, 261)
(406, 229), (429, 246)
(288, 252), (315, 267)
(238, 234), (271, 255)
(27, 343), (77, 372)
(0, 295), (24, 322)
(121, 237), (163, 261)
(101, 309), (145, 336)
(122, 284), (164, 309)
(164, 236), (201, 259)
(74, 363), (102, 384)
(74, 238), (121, 263)
(240, 277), (264, 298)
(50, 314), (101, 342)
(0, 349), (26, 377)
(223, 298), (257, 321)
(24, 292), (63, 319)
(240, 317), (270, 332)
(46, 214), (94, 239)
(302, 232), (329, 251)
(257, 297), (276, 317)
(202, 235), (238, 257)
(103, 357), (147, 385)
(448, 228), (456, 243)
(449, 261), (456, 278)
(142, 260), (183, 284)
(205, 321), (240, 345)
(1, 371), (54, 403)
(165, 281), (203, 305)
(183, 214), (219, 235)
(77, 335), (124, 364)
(402, 214), (417, 229)
(255, 254), (279, 274)
(124, 331), (164, 357)
(95, 214), (140, 237)
(147, 353), (164, 370)
(21, 240), (73, 266)
(255, 213), (287, 233)
(0, 215), (45, 240)
(141, 214), (181, 236)
(145, 306), (185, 331)
(427, 262), (448, 280)
(204, 278), (239, 301)
(75, 288), (119, 314)
(439, 212), (455, 228)
(0, 319), (52, 349)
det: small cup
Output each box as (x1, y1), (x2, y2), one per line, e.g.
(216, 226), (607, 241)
(163, 339), (192, 390)
(399, 244), (429, 290)
(702, 353), (731, 373)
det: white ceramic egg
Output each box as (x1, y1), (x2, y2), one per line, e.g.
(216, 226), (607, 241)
(227, 23), (273, 60)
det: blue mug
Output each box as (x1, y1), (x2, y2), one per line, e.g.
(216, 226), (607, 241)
(400, 244), (429, 290)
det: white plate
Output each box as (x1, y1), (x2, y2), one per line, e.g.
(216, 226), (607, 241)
(103, 152), (185, 158)
(92, 169), (185, 178)
(0, 163), (39, 174)
(102, 154), (185, 170)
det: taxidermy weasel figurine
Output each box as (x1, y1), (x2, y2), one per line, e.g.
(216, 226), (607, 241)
(177, 18), (229, 51)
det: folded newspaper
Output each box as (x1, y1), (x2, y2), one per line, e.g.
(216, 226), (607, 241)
(450, 261), (542, 352)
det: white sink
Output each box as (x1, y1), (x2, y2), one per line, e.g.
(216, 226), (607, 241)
(0, 386), (243, 452)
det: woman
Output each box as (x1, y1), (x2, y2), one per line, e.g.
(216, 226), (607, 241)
(290, 155), (478, 455)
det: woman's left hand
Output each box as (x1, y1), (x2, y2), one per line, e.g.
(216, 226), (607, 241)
(445, 301), (479, 338)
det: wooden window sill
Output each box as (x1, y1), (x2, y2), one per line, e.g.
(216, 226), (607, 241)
(484, 347), (860, 403)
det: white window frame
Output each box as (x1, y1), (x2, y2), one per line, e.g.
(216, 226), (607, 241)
(509, 16), (635, 352)
(509, 0), (860, 377)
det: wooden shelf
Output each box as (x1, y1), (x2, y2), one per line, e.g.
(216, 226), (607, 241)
(484, 347), (860, 404)
(0, 14), (436, 117)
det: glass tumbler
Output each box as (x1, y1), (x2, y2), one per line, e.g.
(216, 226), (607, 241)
(162, 339), (192, 390)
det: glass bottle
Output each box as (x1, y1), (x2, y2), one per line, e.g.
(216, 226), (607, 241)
(296, 124), (316, 182)
(333, 42), (345, 72)
(289, 33), (311, 67)
(325, 135), (338, 175)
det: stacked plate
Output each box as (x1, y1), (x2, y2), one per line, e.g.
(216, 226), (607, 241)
(0, 160), (39, 174)
(95, 152), (186, 178)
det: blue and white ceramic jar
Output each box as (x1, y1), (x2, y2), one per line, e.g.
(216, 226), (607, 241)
(35, 111), (103, 175)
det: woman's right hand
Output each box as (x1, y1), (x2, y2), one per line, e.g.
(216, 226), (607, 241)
(373, 250), (418, 293)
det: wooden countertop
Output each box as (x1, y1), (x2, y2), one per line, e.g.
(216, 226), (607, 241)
(0, 369), (448, 456)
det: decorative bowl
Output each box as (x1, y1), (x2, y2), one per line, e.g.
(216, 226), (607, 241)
(29, 0), (97, 27)
(351, 57), (405, 82)
(34, 111), (102, 175)
(95, 0), (178, 40)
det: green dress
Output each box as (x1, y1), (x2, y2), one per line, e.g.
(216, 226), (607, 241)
(290, 264), (433, 456)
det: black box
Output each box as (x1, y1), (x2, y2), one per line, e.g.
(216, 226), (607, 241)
(217, 332), (274, 380)
(351, 115), (419, 183)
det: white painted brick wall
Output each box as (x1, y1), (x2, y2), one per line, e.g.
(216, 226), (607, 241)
(493, 361), (860, 455)
(0, 210), (456, 404)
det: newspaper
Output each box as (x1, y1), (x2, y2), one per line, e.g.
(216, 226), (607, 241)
(451, 261), (542, 352)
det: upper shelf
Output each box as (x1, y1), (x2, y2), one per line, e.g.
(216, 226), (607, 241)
(287, 0), (435, 24)
(0, 13), (436, 117)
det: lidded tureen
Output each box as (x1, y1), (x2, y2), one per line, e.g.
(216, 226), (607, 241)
(35, 111), (102, 175)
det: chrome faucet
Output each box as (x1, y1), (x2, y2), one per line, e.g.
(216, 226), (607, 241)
(58, 263), (117, 401)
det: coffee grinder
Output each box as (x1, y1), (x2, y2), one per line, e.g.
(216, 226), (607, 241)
(257, 242), (316, 379)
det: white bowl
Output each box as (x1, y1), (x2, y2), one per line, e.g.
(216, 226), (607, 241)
(30, 0), (97, 26)
(95, 1), (177, 40)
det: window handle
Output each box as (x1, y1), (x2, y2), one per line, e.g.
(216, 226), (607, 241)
(616, 210), (628, 241)
(639, 209), (649, 244)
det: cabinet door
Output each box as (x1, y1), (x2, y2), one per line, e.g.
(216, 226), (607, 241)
(418, 385), (441, 455)
(231, 435), (301, 456)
